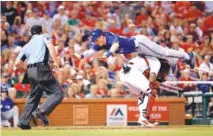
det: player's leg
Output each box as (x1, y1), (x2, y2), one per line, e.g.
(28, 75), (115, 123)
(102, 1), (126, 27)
(18, 67), (43, 129)
(1, 111), (12, 127)
(134, 35), (195, 68)
(119, 66), (150, 95)
(18, 83), (43, 128)
(38, 78), (63, 116)
(12, 106), (19, 127)
(1, 120), (11, 127)
(33, 65), (63, 126)
(1, 106), (19, 127)
(37, 65), (64, 117)
(119, 67), (155, 127)
(138, 87), (159, 126)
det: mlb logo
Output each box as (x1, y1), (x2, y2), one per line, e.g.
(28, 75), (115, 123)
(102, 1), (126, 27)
(107, 104), (127, 126)
(110, 108), (124, 116)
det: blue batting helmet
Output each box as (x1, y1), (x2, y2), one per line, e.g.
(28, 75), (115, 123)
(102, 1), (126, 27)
(91, 29), (103, 42)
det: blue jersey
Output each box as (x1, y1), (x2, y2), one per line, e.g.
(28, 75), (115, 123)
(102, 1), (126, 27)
(1, 97), (14, 112)
(92, 32), (136, 54)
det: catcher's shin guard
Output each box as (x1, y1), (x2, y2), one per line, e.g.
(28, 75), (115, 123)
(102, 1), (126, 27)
(138, 88), (156, 119)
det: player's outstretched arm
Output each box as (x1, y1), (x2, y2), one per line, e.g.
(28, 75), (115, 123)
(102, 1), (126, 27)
(81, 49), (96, 59)
(105, 42), (119, 58)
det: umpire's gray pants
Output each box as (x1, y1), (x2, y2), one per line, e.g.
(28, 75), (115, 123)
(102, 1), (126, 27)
(18, 64), (64, 126)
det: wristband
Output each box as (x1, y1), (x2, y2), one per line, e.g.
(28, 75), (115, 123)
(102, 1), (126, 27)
(105, 51), (113, 58)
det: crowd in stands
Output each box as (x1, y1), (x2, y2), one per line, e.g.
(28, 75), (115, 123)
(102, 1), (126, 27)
(1, 1), (213, 100)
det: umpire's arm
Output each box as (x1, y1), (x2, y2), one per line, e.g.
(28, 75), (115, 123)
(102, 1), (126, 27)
(15, 49), (26, 69)
(43, 34), (59, 67)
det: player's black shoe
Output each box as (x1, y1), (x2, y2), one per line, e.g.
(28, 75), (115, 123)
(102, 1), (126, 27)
(32, 109), (49, 126)
(186, 52), (195, 69)
(172, 65), (176, 74)
(17, 124), (31, 130)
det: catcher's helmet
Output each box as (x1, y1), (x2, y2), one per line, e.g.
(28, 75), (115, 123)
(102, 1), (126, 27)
(91, 29), (103, 42)
(31, 25), (42, 35)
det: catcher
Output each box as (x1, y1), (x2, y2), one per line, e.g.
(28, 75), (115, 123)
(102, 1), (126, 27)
(119, 54), (171, 127)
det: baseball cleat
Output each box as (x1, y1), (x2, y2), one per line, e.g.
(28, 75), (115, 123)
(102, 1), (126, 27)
(17, 124), (31, 130)
(138, 119), (155, 128)
(149, 117), (159, 126)
(32, 109), (49, 126)
(187, 52), (195, 69)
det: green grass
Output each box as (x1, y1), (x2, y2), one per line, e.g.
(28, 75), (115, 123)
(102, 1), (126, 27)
(1, 126), (213, 136)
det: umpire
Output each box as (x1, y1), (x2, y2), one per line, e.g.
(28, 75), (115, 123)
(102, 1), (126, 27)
(15, 25), (64, 129)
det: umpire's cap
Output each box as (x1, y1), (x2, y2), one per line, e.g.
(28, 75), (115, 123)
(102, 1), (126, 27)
(31, 25), (42, 35)
(91, 29), (103, 42)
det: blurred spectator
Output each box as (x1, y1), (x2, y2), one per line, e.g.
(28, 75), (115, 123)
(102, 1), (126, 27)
(17, 32), (30, 47)
(136, 7), (150, 27)
(202, 15), (213, 35)
(53, 5), (68, 27)
(85, 84), (101, 98)
(1, 29), (8, 47)
(97, 79), (109, 97)
(76, 74), (90, 95)
(52, 27), (67, 44)
(1, 2), (17, 25)
(204, 1), (213, 14)
(25, 8), (44, 30)
(13, 73), (30, 98)
(55, 40), (65, 57)
(161, 1), (173, 14)
(114, 81), (127, 97)
(1, 73), (11, 88)
(61, 51), (73, 66)
(184, 4), (202, 23)
(120, 2), (134, 20)
(123, 23), (138, 37)
(67, 83), (81, 99)
(12, 16), (25, 36)
(109, 88), (122, 98)
(42, 10), (53, 34)
(173, 1), (190, 19)
(1, 34), (18, 52)
(197, 73), (211, 94)
(199, 36), (212, 57)
(199, 55), (213, 78)
(1, 85), (19, 127)
(178, 69), (196, 92)
(1, 73), (17, 101)
(180, 35), (196, 53)
(83, 64), (95, 83)
(16, 2), (27, 24)
(95, 66), (109, 84)
(65, 38), (81, 54)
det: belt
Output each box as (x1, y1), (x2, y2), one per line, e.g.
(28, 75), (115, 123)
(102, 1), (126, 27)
(27, 62), (48, 68)
(129, 62), (134, 65)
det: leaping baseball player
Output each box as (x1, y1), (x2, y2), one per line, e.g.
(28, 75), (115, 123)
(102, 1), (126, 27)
(81, 29), (195, 72)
